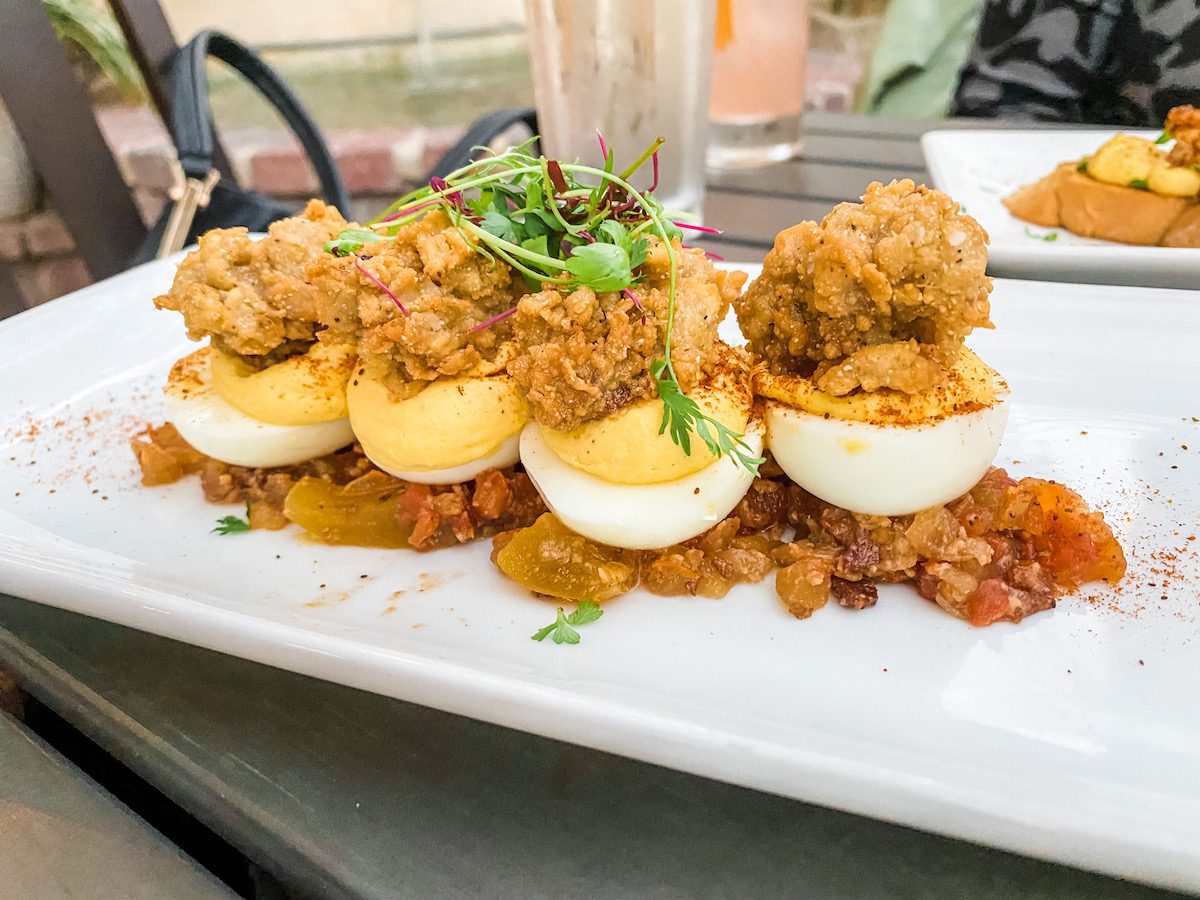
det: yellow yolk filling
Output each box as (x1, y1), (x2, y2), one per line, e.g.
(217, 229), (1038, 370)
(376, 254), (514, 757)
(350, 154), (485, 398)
(346, 358), (529, 472)
(1085, 133), (1200, 198)
(210, 342), (356, 426)
(755, 347), (1001, 426)
(542, 355), (753, 485)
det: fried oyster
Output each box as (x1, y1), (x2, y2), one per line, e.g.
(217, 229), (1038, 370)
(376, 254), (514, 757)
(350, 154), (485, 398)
(736, 179), (992, 396)
(307, 209), (523, 386)
(508, 239), (746, 432)
(155, 200), (349, 365)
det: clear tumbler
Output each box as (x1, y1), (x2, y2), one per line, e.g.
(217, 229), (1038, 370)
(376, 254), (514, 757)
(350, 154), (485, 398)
(524, 0), (717, 217)
(708, 0), (808, 168)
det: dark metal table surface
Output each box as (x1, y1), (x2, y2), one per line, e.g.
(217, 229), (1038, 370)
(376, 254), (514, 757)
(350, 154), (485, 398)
(0, 114), (1188, 900)
(0, 709), (234, 899)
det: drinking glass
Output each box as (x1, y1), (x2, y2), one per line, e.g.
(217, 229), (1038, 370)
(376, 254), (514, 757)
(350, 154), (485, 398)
(708, 0), (808, 168)
(523, 0), (717, 217)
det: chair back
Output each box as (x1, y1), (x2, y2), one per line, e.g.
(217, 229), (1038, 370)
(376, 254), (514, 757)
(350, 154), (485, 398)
(0, 0), (230, 319)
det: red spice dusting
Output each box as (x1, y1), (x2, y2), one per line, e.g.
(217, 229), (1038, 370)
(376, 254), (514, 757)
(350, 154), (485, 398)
(3, 372), (1197, 630)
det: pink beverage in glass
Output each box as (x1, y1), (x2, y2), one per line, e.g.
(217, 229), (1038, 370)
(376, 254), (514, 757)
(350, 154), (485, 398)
(524, 0), (717, 218)
(708, 0), (808, 167)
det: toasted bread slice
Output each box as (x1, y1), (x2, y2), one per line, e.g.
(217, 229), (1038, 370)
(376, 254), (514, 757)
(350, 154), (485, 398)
(1162, 205), (1200, 247)
(1002, 164), (1066, 227)
(1006, 164), (1195, 246)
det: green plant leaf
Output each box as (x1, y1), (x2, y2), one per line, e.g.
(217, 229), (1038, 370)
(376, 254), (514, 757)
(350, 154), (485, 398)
(212, 506), (251, 535)
(480, 210), (519, 243)
(1023, 226), (1058, 242)
(43, 0), (144, 101)
(521, 234), (550, 260)
(565, 599), (604, 626)
(532, 601), (603, 644)
(564, 243), (633, 292)
(652, 359), (763, 476)
(324, 228), (384, 257)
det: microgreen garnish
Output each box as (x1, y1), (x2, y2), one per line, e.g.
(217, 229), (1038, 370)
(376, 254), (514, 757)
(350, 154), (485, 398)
(1076, 159), (1088, 173)
(327, 134), (758, 475)
(653, 360), (765, 474)
(212, 505), (250, 535)
(1155, 129), (1171, 145)
(1128, 177), (1150, 190)
(353, 256), (409, 316)
(1023, 226), (1058, 242)
(531, 599), (604, 644)
(324, 228), (383, 257)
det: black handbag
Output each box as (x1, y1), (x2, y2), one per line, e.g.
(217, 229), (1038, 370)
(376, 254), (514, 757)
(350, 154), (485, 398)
(133, 30), (349, 265)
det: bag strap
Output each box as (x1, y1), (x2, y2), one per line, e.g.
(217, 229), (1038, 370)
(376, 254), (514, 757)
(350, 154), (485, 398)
(425, 107), (539, 180)
(169, 30), (349, 212)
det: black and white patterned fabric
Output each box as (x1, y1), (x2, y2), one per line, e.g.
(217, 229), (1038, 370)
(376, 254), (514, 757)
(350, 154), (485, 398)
(951, 0), (1200, 125)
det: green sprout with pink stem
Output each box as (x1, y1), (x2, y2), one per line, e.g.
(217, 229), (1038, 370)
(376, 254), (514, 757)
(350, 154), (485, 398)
(325, 135), (762, 476)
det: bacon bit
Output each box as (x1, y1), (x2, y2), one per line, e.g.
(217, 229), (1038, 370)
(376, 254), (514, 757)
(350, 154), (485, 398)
(401, 484), (441, 550)
(354, 256), (409, 316)
(966, 578), (1017, 626)
(471, 469), (512, 520)
(831, 578), (878, 610)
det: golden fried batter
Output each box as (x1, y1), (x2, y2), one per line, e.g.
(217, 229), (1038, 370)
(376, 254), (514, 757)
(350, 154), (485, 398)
(308, 210), (522, 385)
(1166, 104), (1200, 168)
(154, 200), (348, 361)
(509, 240), (745, 432)
(736, 180), (992, 396)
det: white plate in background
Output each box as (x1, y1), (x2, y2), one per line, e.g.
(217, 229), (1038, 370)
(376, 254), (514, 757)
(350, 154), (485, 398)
(922, 129), (1197, 289)
(1, 260), (1199, 890)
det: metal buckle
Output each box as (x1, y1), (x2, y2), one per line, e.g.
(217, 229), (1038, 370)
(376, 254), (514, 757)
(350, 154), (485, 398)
(156, 163), (221, 259)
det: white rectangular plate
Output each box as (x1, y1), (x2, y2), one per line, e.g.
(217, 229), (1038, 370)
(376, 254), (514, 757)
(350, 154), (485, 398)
(2, 260), (1199, 891)
(922, 129), (1198, 289)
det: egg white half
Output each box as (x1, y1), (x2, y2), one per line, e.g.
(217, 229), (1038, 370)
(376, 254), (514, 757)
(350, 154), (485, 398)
(165, 350), (354, 468)
(370, 432), (522, 485)
(765, 396), (1009, 516)
(520, 422), (763, 550)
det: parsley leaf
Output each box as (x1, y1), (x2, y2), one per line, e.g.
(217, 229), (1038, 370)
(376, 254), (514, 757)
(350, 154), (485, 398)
(531, 600), (604, 644)
(479, 210), (519, 243)
(521, 234), (551, 259)
(324, 228), (383, 257)
(1128, 177), (1149, 190)
(1076, 159), (1088, 173)
(629, 236), (649, 270)
(595, 219), (632, 252)
(1023, 226), (1058, 242)
(564, 242), (634, 292)
(1155, 129), (1171, 145)
(212, 505), (251, 535)
(566, 599), (604, 626)
(652, 359), (764, 476)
